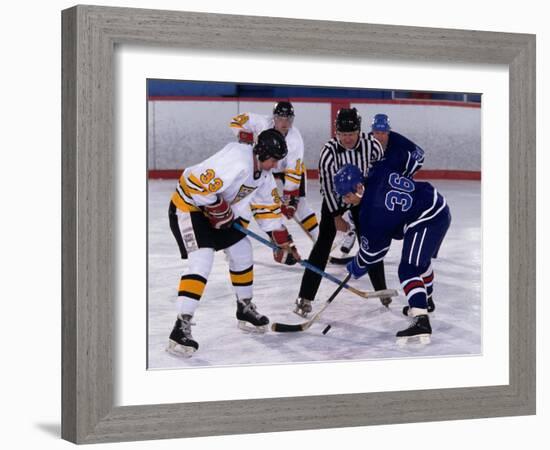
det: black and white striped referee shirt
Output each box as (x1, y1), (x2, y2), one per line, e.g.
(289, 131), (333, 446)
(319, 132), (384, 215)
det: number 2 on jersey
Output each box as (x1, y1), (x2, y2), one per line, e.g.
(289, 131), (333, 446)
(385, 173), (414, 212)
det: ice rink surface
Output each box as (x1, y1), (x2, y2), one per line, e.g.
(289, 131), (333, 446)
(148, 179), (481, 369)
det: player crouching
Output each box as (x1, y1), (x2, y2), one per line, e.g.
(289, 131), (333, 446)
(167, 129), (300, 356)
(333, 162), (451, 346)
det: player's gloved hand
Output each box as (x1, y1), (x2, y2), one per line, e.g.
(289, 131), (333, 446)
(346, 256), (369, 279)
(203, 197), (234, 229)
(281, 190), (300, 219)
(270, 227), (301, 265)
(238, 130), (254, 145)
(334, 215), (351, 232)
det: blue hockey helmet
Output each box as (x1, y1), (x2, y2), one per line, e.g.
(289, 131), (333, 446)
(371, 113), (391, 132)
(334, 164), (364, 196)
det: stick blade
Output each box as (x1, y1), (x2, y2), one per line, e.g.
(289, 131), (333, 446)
(271, 322), (305, 332)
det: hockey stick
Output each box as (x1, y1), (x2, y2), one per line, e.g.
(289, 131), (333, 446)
(271, 273), (352, 332)
(233, 222), (398, 300)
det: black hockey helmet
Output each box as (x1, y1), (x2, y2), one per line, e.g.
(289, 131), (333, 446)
(273, 101), (295, 117)
(253, 129), (288, 161)
(335, 108), (361, 132)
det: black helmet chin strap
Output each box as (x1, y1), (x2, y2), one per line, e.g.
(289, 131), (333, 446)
(252, 153), (262, 179)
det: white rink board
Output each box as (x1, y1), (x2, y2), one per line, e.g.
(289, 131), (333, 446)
(149, 98), (480, 171)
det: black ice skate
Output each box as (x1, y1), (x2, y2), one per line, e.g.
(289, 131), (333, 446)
(167, 314), (199, 355)
(402, 297), (436, 316)
(396, 314), (432, 346)
(294, 297), (312, 317)
(236, 298), (269, 333)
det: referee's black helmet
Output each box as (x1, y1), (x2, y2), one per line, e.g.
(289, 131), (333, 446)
(335, 108), (361, 132)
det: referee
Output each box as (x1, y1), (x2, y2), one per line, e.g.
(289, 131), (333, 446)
(294, 108), (391, 316)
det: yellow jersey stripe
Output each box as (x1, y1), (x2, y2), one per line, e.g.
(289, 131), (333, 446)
(179, 175), (209, 197)
(285, 168), (304, 176)
(284, 174), (301, 184)
(250, 203), (281, 212)
(171, 192), (200, 212)
(186, 174), (208, 192)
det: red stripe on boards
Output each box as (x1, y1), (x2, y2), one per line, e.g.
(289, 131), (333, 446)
(304, 169), (481, 180)
(148, 169), (481, 180)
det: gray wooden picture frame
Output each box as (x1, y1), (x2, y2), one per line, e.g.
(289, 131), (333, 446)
(61, 5), (536, 444)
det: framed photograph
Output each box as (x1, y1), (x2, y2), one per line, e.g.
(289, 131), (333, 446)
(62, 5), (535, 444)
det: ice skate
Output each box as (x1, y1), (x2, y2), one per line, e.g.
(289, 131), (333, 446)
(396, 314), (432, 346)
(167, 314), (199, 355)
(294, 297), (312, 317)
(236, 298), (269, 333)
(402, 297), (435, 316)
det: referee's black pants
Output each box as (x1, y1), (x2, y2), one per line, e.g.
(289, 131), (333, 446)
(298, 200), (387, 301)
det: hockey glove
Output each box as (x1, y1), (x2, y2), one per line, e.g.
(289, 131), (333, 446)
(281, 190), (300, 219)
(270, 228), (301, 265)
(203, 197), (234, 229)
(346, 255), (369, 279)
(238, 130), (254, 145)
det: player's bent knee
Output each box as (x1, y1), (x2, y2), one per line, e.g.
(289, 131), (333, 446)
(398, 262), (418, 281)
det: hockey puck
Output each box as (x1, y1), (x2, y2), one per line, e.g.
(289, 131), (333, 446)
(322, 325), (332, 335)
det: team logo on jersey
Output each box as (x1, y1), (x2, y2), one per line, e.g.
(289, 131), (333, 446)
(232, 184), (257, 204)
(360, 237), (369, 251)
(272, 188), (282, 204)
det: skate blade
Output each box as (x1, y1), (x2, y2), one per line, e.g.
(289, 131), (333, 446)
(396, 334), (431, 347)
(237, 320), (268, 333)
(166, 340), (196, 357)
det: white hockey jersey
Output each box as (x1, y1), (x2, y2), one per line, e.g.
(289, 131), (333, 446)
(171, 141), (285, 232)
(229, 112), (305, 194)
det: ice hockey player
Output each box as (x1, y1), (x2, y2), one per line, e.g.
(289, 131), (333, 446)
(369, 113), (425, 178)
(229, 101), (319, 240)
(334, 161), (451, 345)
(167, 129), (301, 355)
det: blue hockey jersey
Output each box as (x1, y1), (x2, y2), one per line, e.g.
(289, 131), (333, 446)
(355, 160), (447, 268)
(380, 131), (425, 178)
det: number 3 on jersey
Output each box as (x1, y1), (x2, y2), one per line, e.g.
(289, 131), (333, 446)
(200, 169), (223, 193)
(385, 173), (414, 212)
